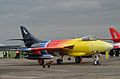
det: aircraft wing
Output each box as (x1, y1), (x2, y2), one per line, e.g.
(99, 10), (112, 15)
(20, 44), (74, 51)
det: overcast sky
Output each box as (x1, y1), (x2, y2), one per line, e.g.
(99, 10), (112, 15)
(0, 0), (120, 44)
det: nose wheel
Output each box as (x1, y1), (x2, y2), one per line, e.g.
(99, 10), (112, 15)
(75, 57), (82, 63)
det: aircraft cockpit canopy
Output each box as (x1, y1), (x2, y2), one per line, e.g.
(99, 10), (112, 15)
(81, 35), (99, 41)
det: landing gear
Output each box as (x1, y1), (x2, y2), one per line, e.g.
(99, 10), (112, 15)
(43, 64), (45, 68)
(42, 61), (51, 68)
(75, 57), (82, 63)
(47, 64), (51, 68)
(38, 59), (49, 68)
(115, 50), (119, 57)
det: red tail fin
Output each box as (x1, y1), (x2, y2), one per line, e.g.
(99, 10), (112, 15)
(109, 27), (120, 42)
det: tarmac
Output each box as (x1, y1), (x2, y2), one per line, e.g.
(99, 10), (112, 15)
(0, 56), (120, 79)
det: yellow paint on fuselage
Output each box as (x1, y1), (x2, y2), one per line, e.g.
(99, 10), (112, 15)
(64, 38), (113, 57)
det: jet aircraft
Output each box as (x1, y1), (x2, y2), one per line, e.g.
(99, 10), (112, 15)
(108, 27), (120, 57)
(10, 26), (113, 65)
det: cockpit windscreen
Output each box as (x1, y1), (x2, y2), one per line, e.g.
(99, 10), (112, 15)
(81, 35), (99, 41)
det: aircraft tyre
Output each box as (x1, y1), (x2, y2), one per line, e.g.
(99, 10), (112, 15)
(48, 64), (50, 68)
(75, 57), (82, 63)
(57, 59), (63, 64)
(42, 65), (45, 68)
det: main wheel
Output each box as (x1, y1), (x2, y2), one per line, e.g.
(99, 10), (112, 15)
(42, 65), (45, 68)
(48, 64), (51, 68)
(75, 57), (82, 63)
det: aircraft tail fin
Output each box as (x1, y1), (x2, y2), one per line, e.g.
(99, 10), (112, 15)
(109, 27), (120, 43)
(20, 26), (41, 47)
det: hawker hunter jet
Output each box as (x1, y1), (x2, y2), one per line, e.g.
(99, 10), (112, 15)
(11, 26), (113, 65)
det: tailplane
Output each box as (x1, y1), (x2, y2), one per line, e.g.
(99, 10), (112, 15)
(109, 27), (120, 43)
(20, 26), (41, 47)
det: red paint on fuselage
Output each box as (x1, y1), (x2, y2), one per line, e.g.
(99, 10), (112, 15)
(47, 40), (70, 47)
